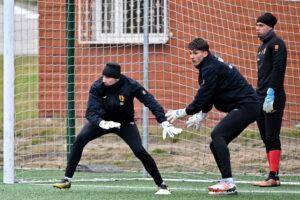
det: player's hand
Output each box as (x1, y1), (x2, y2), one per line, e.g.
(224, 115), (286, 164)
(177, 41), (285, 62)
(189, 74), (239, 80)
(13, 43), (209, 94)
(99, 120), (121, 130)
(186, 111), (207, 130)
(165, 109), (187, 123)
(161, 121), (182, 140)
(263, 88), (275, 113)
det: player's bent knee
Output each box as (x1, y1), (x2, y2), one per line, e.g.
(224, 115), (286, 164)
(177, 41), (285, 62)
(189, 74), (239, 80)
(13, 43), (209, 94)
(133, 148), (148, 158)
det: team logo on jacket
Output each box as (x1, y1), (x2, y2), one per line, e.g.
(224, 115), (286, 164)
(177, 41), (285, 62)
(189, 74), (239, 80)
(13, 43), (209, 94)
(258, 48), (266, 56)
(119, 95), (125, 105)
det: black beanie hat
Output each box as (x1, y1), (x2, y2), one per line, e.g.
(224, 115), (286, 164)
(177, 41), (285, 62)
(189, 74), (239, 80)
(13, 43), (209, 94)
(102, 62), (121, 78)
(256, 12), (277, 28)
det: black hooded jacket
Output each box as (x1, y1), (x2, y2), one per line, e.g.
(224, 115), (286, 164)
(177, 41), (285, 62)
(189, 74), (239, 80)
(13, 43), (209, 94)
(256, 30), (287, 98)
(86, 75), (167, 126)
(186, 53), (259, 114)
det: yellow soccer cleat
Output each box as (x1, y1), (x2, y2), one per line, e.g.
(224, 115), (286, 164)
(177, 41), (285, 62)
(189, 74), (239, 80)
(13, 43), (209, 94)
(53, 179), (71, 189)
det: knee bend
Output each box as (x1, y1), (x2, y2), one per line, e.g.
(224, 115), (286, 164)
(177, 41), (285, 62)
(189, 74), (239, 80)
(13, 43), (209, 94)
(211, 131), (224, 142)
(133, 148), (148, 158)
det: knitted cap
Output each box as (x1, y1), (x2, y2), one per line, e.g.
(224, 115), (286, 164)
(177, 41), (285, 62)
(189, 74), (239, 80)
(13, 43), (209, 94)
(102, 62), (121, 78)
(256, 12), (277, 28)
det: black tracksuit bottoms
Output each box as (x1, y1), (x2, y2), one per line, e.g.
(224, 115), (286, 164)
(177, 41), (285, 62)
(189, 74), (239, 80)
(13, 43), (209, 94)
(209, 103), (260, 178)
(65, 122), (163, 186)
(256, 94), (286, 152)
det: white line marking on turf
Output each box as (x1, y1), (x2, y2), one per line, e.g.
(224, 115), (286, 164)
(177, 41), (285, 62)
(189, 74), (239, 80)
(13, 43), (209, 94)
(23, 177), (300, 185)
(36, 183), (300, 194)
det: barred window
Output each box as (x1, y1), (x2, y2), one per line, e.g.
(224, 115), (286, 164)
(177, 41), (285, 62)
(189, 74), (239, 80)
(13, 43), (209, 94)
(78, 0), (169, 44)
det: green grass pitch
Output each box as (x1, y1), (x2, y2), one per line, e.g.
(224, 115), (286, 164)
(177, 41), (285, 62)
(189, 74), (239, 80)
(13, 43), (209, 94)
(1, 169), (300, 200)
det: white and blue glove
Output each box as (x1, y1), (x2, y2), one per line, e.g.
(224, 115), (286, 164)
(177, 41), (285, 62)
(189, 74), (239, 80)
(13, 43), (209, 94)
(263, 88), (275, 113)
(161, 121), (182, 140)
(186, 111), (207, 130)
(99, 120), (121, 130)
(165, 109), (187, 123)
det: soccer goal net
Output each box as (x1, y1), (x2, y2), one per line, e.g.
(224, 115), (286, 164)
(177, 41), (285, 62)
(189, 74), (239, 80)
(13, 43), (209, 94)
(1, 0), (300, 184)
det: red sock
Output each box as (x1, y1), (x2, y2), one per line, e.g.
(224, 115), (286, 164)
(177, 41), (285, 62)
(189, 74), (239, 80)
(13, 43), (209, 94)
(266, 152), (270, 165)
(269, 150), (281, 172)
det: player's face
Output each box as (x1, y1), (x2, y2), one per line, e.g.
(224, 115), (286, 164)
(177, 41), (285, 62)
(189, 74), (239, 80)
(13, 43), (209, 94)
(103, 76), (119, 86)
(189, 50), (208, 66)
(256, 22), (272, 38)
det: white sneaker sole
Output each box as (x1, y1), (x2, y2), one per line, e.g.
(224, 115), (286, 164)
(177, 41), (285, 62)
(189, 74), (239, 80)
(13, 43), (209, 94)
(208, 190), (238, 195)
(155, 189), (171, 195)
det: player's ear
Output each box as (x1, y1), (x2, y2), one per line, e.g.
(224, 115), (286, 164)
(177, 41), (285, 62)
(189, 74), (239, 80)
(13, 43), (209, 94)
(204, 51), (209, 57)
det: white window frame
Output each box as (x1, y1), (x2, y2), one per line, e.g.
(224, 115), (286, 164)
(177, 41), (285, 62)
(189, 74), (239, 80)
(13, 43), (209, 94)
(78, 0), (169, 44)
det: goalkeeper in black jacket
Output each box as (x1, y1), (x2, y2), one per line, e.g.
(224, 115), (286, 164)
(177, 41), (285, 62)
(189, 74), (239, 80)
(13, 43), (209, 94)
(166, 38), (260, 195)
(53, 63), (182, 195)
(253, 13), (287, 187)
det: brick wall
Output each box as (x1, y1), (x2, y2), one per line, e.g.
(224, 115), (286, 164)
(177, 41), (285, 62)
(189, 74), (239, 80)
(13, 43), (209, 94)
(38, 0), (300, 124)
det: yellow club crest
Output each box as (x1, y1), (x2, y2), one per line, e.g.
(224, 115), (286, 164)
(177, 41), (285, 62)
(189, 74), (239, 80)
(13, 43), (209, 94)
(119, 95), (125, 102)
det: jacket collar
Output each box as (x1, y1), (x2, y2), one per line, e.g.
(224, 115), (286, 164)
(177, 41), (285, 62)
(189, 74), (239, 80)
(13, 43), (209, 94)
(102, 75), (124, 89)
(260, 30), (276, 43)
(196, 53), (212, 70)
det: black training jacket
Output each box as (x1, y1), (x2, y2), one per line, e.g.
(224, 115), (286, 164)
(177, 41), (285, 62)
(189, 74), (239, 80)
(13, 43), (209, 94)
(186, 53), (259, 114)
(86, 75), (167, 126)
(256, 30), (287, 98)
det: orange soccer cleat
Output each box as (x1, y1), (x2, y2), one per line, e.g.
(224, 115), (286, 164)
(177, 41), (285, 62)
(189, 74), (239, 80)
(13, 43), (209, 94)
(253, 178), (281, 187)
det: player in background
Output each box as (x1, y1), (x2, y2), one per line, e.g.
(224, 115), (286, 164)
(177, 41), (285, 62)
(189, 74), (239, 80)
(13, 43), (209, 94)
(166, 38), (260, 195)
(253, 13), (287, 187)
(53, 62), (182, 195)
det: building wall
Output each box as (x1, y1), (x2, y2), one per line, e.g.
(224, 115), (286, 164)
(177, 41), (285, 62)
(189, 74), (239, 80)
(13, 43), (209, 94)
(38, 0), (300, 124)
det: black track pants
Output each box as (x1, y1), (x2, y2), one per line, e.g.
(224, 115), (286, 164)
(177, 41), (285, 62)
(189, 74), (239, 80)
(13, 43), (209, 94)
(210, 103), (260, 178)
(256, 94), (286, 152)
(65, 122), (163, 186)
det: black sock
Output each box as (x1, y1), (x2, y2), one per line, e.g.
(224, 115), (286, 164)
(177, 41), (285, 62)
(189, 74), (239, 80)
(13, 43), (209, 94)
(268, 171), (279, 180)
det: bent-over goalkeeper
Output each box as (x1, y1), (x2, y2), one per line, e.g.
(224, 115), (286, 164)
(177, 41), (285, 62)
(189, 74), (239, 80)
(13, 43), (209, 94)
(166, 38), (260, 195)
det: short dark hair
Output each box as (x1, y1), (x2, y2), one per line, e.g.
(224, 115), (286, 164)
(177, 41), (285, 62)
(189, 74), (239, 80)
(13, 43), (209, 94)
(188, 38), (209, 52)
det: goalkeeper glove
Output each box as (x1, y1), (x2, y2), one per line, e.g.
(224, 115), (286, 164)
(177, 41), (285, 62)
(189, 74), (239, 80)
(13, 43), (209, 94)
(263, 88), (275, 113)
(186, 111), (207, 130)
(99, 120), (121, 130)
(161, 121), (182, 140)
(165, 109), (187, 123)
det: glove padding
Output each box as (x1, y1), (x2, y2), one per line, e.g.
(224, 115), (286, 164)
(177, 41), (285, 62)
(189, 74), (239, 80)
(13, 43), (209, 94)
(263, 88), (275, 113)
(161, 121), (182, 140)
(99, 120), (121, 130)
(165, 109), (187, 123)
(186, 111), (207, 130)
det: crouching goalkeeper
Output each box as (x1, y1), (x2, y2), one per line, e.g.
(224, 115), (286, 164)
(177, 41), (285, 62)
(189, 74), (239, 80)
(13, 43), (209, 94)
(53, 63), (182, 195)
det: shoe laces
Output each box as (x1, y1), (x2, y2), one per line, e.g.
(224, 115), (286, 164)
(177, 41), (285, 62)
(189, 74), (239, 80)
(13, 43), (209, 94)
(62, 178), (69, 183)
(211, 181), (225, 187)
(218, 180), (235, 187)
(160, 184), (168, 190)
(266, 176), (279, 181)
